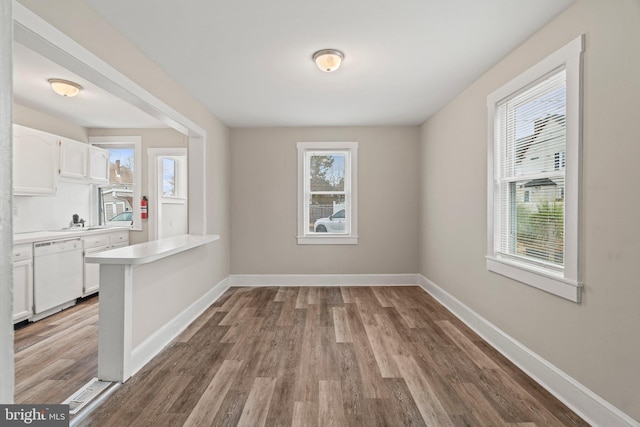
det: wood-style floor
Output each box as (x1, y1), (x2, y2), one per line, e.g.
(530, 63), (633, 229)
(14, 295), (99, 404)
(75, 286), (588, 426)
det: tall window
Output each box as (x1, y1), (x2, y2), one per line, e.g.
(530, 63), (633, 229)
(90, 136), (142, 230)
(162, 157), (176, 196)
(487, 36), (583, 302)
(297, 142), (358, 244)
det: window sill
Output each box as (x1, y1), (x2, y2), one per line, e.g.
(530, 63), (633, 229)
(486, 256), (581, 303)
(297, 235), (358, 245)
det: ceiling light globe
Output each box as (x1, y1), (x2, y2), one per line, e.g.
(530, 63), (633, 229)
(48, 79), (82, 97)
(313, 49), (344, 73)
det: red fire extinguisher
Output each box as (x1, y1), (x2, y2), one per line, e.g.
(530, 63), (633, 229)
(141, 196), (148, 219)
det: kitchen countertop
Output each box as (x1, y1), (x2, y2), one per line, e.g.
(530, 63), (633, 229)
(85, 234), (220, 265)
(14, 227), (130, 245)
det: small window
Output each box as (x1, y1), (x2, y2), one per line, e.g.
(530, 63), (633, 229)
(297, 142), (358, 244)
(159, 155), (187, 201)
(487, 36), (583, 302)
(162, 157), (177, 196)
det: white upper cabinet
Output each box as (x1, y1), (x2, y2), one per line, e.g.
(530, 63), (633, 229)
(13, 124), (58, 196)
(59, 138), (89, 180)
(88, 145), (109, 183)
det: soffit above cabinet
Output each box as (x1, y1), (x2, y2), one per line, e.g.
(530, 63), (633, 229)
(13, 42), (168, 129)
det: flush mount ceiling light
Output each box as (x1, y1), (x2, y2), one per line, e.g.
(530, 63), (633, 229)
(312, 49), (344, 73)
(48, 79), (83, 97)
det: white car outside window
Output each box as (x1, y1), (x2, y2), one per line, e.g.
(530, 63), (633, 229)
(314, 209), (345, 233)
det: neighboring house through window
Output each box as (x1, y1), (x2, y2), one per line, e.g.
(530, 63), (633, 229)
(90, 136), (142, 230)
(486, 36), (583, 302)
(297, 142), (358, 244)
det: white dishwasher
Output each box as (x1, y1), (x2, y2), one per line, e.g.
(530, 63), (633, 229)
(33, 238), (84, 318)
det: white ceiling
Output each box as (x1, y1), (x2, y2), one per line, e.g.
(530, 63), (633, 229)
(83, 0), (575, 128)
(13, 42), (167, 129)
(14, 1), (575, 130)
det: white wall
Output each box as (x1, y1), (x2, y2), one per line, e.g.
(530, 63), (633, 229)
(419, 0), (640, 421)
(230, 126), (420, 275)
(13, 181), (92, 233)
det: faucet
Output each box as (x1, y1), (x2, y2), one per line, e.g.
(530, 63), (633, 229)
(70, 214), (85, 228)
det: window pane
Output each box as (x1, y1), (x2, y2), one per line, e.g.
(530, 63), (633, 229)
(308, 194), (346, 233)
(99, 147), (134, 225)
(511, 177), (565, 266)
(503, 71), (567, 178)
(496, 69), (566, 268)
(309, 154), (345, 191)
(108, 148), (134, 185)
(162, 157), (176, 196)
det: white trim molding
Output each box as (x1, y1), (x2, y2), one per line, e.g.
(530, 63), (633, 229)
(419, 275), (640, 427)
(486, 35), (584, 303)
(230, 274), (420, 287)
(90, 136), (142, 231)
(130, 276), (231, 377)
(297, 141), (358, 245)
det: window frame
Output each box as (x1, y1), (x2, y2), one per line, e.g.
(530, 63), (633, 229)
(89, 136), (142, 231)
(486, 35), (584, 302)
(160, 155), (187, 201)
(297, 141), (358, 245)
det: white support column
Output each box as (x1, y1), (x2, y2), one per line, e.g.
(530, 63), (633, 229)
(97, 264), (134, 382)
(188, 135), (206, 235)
(0, 0), (14, 404)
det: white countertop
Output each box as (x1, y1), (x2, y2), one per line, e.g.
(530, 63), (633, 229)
(14, 227), (130, 245)
(85, 234), (220, 265)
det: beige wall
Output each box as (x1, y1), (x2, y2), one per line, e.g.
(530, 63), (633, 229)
(13, 103), (88, 142)
(231, 126), (420, 275)
(18, 0), (231, 283)
(419, 0), (640, 420)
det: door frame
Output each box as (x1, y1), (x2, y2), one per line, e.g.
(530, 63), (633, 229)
(147, 147), (188, 241)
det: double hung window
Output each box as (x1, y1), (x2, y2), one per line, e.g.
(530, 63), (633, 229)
(487, 36), (583, 302)
(297, 142), (358, 244)
(90, 136), (142, 230)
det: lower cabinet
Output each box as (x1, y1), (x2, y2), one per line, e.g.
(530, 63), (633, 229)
(83, 231), (129, 296)
(83, 234), (110, 296)
(12, 230), (130, 322)
(13, 244), (33, 323)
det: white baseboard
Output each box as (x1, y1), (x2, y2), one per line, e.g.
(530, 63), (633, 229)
(229, 273), (421, 287)
(130, 276), (231, 376)
(419, 275), (639, 427)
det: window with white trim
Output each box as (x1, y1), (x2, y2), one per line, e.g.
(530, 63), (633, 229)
(487, 36), (583, 302)
(90, 136), (142, 230)
(297, 142), (358, 244)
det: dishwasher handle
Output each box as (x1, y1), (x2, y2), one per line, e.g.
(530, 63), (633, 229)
(34, 238), (83, 255)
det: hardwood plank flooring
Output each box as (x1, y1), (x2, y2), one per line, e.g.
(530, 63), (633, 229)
(77, 286), (588, 426)
(14, 295), (99, 405)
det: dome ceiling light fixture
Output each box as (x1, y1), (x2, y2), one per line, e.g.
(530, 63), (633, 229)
(48, 78), (83, 97)
(312, 49), (344, 73)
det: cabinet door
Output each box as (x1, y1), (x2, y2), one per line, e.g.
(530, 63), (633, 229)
(89, 146), (110, 183)
(13, 259), (33, 323)
(59, 138), (89, 179)
(109, 231), (129, 246)
(84, 256), (101, 295)
(13, 124), (58, 195)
